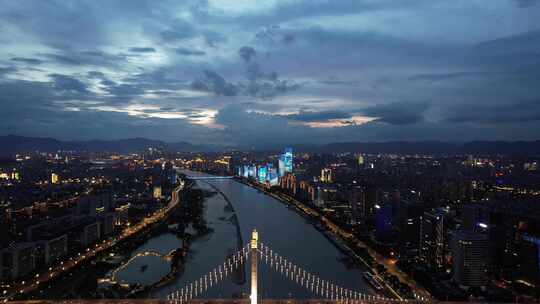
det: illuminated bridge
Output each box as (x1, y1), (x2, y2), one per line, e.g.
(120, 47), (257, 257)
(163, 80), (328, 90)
(160, 230), (428, 304)
(7, 230), (437, 304)
(4, 231), (512, 303)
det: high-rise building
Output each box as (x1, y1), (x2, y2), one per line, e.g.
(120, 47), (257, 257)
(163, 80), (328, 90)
(0, 243), (35, 280)
(278, 158), (286, 177)
(420, 208), (448, 268)
(283, 148), (293, 173)
(451, 230), (490, 288)
(358, 154), (364, 166)
(153, 186), (162, 199)
(51, 173), (59, 184)
(320, 168), (332, 183)
(347, 186), (366, 223)
(258, 166), (267, 184)
(375, 203), (394, 243)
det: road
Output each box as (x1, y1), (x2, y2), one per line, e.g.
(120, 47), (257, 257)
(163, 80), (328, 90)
(2, 183), (184, 302)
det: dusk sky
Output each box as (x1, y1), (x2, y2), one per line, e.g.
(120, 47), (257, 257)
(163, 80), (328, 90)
(1, 0), (540, 146)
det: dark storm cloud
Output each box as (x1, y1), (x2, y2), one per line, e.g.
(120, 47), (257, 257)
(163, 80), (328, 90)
(0, 66), (17, 77)
(48, 73), (89, 94)
(86, 71), (105, 79)
(191, 45), (300, 99)
(98, 78), (145, 103)
(175, 48), (206, 56)
(408, 72), (496, 83)
(255, 25), (296, 45)
(41, 50), (125, 67)
(2, 1), (540, 144)
(239, 46), (257, 62)
(361, 102), (429, 125)
(202, 31), (227, 47)
(159, 19), (197, 41)
(191, 70), (239, 96)
(470, 30), (540, 68)
(245, 77), (300, 98)
(11, 57), (43, 65)
(445, 100), (540, 124)
(284, 110), (352, 122)
(128, 47), (156, 53)
(222, 0), (432, 28)
(190, 60), (300, 98)
(514, 0), (540, 7)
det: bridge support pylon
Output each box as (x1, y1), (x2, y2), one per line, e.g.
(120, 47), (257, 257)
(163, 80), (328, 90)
(250, 229), (258, 304)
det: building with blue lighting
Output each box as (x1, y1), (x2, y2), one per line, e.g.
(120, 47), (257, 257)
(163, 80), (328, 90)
(283, 148), (293, 173)
(258, 166), (267, 183)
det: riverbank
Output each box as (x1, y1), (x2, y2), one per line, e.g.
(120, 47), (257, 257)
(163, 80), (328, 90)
(125, 181), (215, 297)
(233, 177), (428, 301)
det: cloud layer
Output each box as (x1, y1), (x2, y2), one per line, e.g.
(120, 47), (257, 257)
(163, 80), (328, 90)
(1, 0), (540, 145)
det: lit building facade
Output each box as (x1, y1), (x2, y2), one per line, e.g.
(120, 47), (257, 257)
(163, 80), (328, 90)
(283, 148), (293, 173)
(51, 173), (59, 184)
(451, 230), (489, 288)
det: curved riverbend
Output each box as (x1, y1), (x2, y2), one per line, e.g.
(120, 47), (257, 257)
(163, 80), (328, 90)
(153, 171), (375, 299)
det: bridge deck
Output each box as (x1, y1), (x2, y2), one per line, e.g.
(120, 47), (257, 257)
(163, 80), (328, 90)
(5, 300), (469, 304)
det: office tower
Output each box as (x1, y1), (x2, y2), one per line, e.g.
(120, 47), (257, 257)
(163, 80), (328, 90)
(320, 168), (332, 183)
(283, 148), (293, 173)
(451, 230), (489, 288)
(375, 203), (394, 242)
(258, 166), (267, 183)
(348, 186), (366, 222)
(358, 154), (364, 166)
(51, 173), (59, 184)
(420, 208), (447, 268)
(278, 158), (286, 177)
(153, 186), (162, 199)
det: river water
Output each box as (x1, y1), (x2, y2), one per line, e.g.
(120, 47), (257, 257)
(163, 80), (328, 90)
(139, 171), (374, 299)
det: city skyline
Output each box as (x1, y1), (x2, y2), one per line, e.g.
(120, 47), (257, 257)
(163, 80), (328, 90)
(2, 1), (540, 302)
(1, 1), (540, 145)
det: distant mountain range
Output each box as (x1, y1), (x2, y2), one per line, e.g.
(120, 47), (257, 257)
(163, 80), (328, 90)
(1, 135), (540, 155)
(312, 141), (540, 155)
(0, 135), (219, 155)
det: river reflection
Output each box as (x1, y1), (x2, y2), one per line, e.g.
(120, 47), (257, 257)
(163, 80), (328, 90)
(115, 255), (169, 286)
(153, 171), (374, 299)
(113, 233), (182, 286)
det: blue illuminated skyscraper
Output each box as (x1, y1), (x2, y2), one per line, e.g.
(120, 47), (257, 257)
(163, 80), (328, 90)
(283, 147), (293, 173)
(258, 166), (267, 183)
(278, 158), (286, 177)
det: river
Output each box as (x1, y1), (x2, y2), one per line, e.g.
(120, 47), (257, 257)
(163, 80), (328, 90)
(138, 170), (374, 299)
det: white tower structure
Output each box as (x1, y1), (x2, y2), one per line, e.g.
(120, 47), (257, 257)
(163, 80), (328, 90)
(250, 229), (258, 304)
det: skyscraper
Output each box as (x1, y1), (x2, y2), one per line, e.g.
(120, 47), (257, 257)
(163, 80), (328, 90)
(320, 168), (332, 183)
(51, 173), (59, 184)
(278, 158), (286, 177)
(420, 208), (448, 269)
(283, 148), (293, 173)
(358, 154), (364, 166)
(258, 166), (267, 183)
(451, 230), (489, 288)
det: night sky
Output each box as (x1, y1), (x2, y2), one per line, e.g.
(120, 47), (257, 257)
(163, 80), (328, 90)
(1, 0), (540, 146)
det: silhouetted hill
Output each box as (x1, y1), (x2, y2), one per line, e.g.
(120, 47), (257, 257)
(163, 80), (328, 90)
(1, 135), (540, 155)
(0, 135), (217, 155)
(316, 141), (457, 154)
(314, 140), (540, 155)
